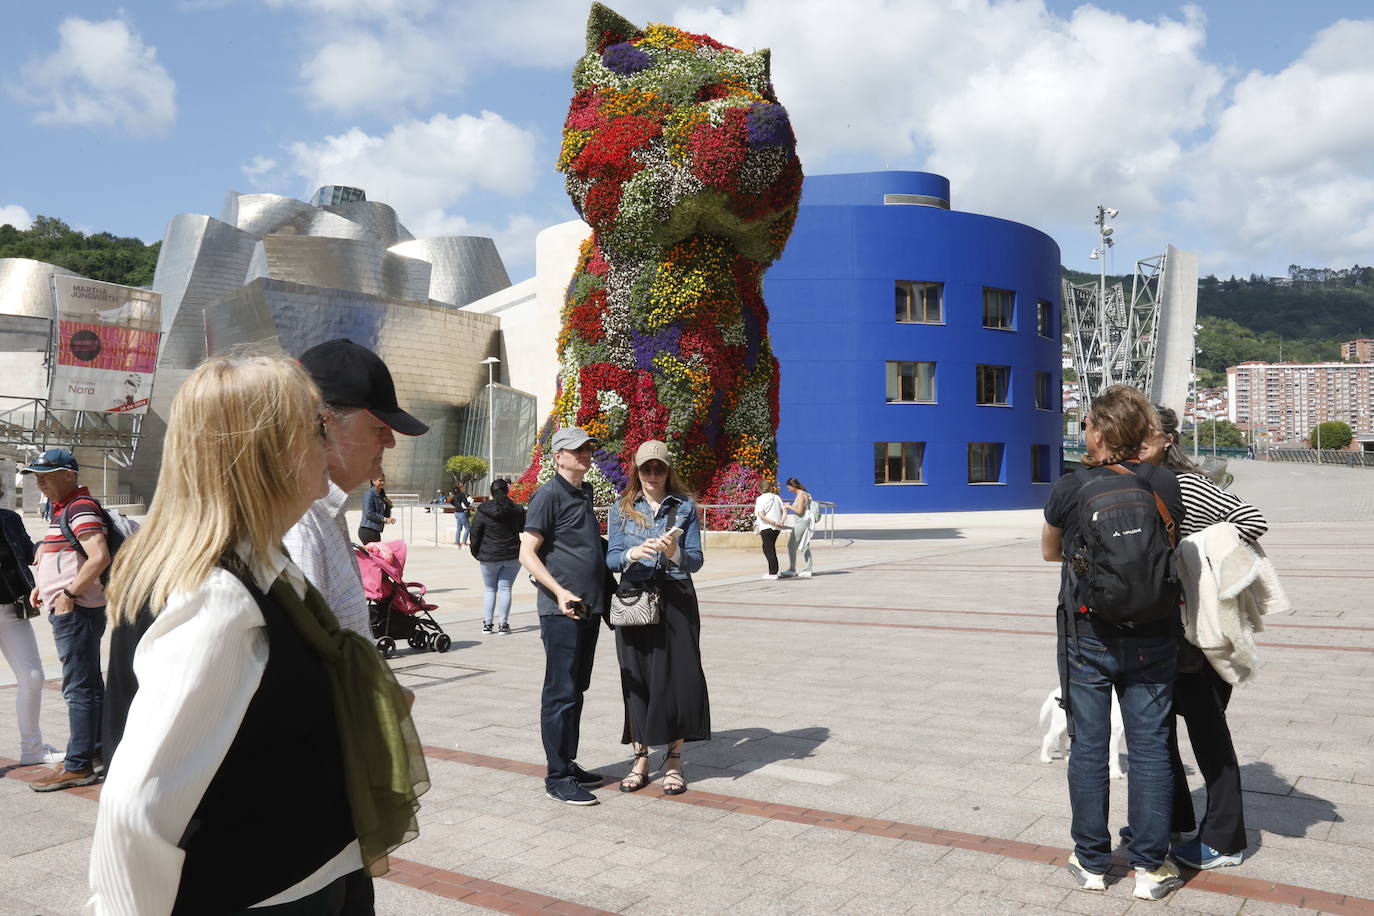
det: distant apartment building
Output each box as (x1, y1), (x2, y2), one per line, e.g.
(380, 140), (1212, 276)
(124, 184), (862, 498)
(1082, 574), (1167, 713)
(1341, 338), (1374, 362)
(1228, 361), (1374, 443)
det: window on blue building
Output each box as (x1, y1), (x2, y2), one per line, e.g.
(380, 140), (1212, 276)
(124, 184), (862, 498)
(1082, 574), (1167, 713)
(1032, 445), (1053, 483)
(976, 365), (1010, 406)
(1035, 372), (1052, 410)
(874, 442), (924, 483)
(968, 442), (1004, 483)
(886, 361), (935, 403)
(983, 288), (1014, 330)
(1037, 299), (1054, 337)
(896, 281), (942, 323)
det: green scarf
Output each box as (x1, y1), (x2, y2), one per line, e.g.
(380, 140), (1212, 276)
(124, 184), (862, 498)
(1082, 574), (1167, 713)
(270, 577), (429, 873)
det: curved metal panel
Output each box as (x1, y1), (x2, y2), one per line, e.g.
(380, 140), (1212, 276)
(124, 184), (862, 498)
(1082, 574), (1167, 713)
(0, 258), (80, 319)
(323, 201), (414, 247)
(226, 192), (372, 241)
(252, 236), (431, 303)
(389, 237), (511, 307)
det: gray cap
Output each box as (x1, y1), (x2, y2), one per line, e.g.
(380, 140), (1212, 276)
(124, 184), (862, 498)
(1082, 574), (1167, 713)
(550, 427), (599, 452)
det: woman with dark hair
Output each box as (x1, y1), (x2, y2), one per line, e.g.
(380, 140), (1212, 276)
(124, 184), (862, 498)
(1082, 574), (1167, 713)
(606, 440), (708, 795)
(780, 476), (815, 579)
(1140, 405), (1265, 870)
(470, 479), (526, 635)
(358, 474), (393, 545)
(1, 481), (61, 766)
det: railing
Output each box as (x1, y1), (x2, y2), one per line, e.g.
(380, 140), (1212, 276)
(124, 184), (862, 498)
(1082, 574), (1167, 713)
(1264, 449), (1374, 468)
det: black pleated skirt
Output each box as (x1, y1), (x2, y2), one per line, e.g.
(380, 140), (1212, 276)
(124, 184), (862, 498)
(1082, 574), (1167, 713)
(616, 577), (711, 746)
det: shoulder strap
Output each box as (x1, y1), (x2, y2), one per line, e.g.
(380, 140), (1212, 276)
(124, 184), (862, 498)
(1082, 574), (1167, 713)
(1103, 464), (1177, 546)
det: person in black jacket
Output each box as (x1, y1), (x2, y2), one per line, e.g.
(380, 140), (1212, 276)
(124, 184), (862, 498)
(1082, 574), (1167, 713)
(1, 485), (61, 766)
(470, 479), (525, 634)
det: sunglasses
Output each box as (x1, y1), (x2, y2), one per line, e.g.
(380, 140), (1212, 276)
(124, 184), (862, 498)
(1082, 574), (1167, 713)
(639, 463), (668, 475)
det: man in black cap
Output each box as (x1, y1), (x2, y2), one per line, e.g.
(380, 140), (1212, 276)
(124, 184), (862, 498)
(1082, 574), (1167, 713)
(284, 339), (428, 638)
(519, 427), (610, 805)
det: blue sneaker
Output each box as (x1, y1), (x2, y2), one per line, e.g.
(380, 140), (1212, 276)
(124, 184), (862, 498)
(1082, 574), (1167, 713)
(546, 776), (598, 806)
(1171, 839), (1242, 870)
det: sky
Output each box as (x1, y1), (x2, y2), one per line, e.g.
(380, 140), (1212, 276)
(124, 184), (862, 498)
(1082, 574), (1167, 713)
(2, 0), (1371, 282)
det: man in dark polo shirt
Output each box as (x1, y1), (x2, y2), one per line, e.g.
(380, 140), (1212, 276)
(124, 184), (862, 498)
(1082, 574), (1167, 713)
(519, 427), (609, 805)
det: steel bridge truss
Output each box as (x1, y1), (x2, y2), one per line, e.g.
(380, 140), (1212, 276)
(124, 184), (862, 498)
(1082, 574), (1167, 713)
(1064, 252), (1169, 403)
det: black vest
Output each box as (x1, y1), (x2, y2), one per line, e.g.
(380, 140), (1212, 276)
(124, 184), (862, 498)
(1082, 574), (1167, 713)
(104, 563), (355, 914)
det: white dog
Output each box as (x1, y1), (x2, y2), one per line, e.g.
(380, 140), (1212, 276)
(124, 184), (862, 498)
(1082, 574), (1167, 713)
(1039, 688), (1127, 779)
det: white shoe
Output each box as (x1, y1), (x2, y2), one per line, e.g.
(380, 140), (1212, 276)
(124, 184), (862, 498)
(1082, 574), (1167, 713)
(761, 573), (779, 580)
(1065, 854), (1105, 892)
(19, 744), (64, 766)
(798, 571), (812, 578)
(1133, 861), (1183, 900)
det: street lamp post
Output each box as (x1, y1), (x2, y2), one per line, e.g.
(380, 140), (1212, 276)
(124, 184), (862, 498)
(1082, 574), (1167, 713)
(480, 356), (500, 495)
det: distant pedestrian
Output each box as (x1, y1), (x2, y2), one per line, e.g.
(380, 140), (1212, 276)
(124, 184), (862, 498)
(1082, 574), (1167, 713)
(0, 481), (61, 766)
(607, 441), (708, 795)
(23, 448), (110, 792)
(779, 476), (815, 579)
(89, 352), (427, 914)
(1042, 385), (1186, 901)
(753, 480), (786, 580)
(471, 478), (525, 634)
(283, 338), (429, 639)
(450, 483), (472, 546)
(359, 474), (394, 545)
(519, 427), (611, 805)
(1141, 405), (1265, 870)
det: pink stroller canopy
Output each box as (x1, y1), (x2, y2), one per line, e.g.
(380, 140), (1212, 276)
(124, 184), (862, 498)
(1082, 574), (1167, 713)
(355, 540), (409, 602)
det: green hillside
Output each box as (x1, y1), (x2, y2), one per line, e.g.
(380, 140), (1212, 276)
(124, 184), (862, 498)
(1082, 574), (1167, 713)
(0, 216), (160, 288)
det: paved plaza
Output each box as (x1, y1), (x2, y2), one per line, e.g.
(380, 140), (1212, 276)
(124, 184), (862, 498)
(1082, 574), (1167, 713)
(2, 460), (1373, 914)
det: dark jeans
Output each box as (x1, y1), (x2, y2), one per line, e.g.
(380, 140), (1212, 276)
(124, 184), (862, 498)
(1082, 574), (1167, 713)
(230, 869), (374, 915)
(357, 527), (381, 545)
(539, 613), (600, 788)
(50, 605), (107, 772)
(1066, 629), (1176, 874)
(1169, 666), (1247, 853)
(759, 530), (780, 575)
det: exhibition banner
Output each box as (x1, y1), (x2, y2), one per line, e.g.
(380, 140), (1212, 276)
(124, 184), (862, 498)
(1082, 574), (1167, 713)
(48, 276), (162, 413)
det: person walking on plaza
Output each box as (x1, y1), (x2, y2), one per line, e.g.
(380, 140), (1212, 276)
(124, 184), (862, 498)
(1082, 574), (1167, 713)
(358, 474), (394, 545)
(284, 338), (429, 639)
(1141, 405), (1266, 870)
(1042, 385), (1186, 900)
(89, 352), (428, 915)
(519, 427), (610, 805)
(753, 480), (786, 580)
(607, 441), (709, 795)
(22, 448), (110, 792)
(470, 478), (525, 635)
(779, 476), (816, 579)
(450, 483), (472, 547)
(1, 482), (61, 766)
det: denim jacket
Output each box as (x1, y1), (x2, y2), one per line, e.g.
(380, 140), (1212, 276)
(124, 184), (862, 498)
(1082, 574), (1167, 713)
(361, 488), (388, 530)
(606, 494), (703, 581)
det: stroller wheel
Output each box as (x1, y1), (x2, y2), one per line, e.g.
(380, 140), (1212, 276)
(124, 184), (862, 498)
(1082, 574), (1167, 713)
(377, 637), (396, 659)
(408, 632), (427, 650)
(434, 633), (451, 653)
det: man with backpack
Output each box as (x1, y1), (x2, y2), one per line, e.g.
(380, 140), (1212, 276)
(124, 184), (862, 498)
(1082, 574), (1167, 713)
(22, 448), (111, 791)
(1041, 386), (1187, 900)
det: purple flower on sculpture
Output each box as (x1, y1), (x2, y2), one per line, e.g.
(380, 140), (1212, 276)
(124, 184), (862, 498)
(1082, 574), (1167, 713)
(631, 325), (680, 371)
(746, 103), (792, 149)
(594, 448), (629, 490)
(602, 42), (652, 75)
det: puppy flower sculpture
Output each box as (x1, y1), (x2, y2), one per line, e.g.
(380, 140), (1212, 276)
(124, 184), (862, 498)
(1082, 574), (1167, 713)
(515, 2), (803, 526)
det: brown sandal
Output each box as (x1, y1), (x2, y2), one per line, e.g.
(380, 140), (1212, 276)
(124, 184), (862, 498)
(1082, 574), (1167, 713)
(620, 745), (650, 792)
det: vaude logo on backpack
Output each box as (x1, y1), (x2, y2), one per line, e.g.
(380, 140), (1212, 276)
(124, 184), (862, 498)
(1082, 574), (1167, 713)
(1071, 464), (1179, 629)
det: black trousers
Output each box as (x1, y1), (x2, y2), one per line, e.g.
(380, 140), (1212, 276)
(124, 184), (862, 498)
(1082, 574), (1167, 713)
(1168, 665), (1247, 853)
(759, 530), (780, 575)
(357, 527), (381, 545)
(539, 613), (600, 787)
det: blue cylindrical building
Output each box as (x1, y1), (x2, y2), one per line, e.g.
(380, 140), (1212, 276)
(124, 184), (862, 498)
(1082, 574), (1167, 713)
(766, 171), (1062, 512)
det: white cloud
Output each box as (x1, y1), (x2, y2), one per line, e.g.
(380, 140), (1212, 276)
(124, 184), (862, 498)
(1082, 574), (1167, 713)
(284, 112), (539, 217)
(241, 155), (279, 188)
(14, 17), (177, 133)
(0, 205), (34, 230)
(298, 23), (461, 114)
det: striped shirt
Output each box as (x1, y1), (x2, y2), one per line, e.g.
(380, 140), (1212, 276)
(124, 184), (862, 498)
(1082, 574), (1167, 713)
(282, 482), (370, 638)
(35, 486), (108, 608)
(1177, 472), (1268, 543)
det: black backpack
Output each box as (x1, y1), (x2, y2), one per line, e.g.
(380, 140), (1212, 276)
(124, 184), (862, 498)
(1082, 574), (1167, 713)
(1070, 464), (1179, 629)
(56, 496), (139, 586)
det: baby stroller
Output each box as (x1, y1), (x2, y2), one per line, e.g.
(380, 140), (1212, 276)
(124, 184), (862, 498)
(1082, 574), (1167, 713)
(354, 540), (450, 658)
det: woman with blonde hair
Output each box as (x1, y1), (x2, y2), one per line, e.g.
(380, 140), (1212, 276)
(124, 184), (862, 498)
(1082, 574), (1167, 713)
(606, 440), (708, 795)
(89, 352), (428, 915)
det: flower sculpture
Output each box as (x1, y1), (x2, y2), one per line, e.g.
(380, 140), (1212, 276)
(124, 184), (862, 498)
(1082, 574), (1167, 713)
(514, 2), (802, 528)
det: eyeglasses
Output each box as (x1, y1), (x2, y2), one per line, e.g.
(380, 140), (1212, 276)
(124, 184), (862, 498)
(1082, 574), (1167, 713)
(639, 463), (668, 476)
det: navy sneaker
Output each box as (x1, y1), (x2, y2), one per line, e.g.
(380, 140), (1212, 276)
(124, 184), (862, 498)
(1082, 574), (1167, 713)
(546, 776), (598, 806)
(1171, 839), (1243, 870)
(570, 762), (606, 788)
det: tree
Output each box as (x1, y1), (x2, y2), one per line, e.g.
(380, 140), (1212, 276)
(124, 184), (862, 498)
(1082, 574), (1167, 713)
(1310, 421), (1353, 450)
(444, 455), (488, 487)
(1181, 419), (1247, 450)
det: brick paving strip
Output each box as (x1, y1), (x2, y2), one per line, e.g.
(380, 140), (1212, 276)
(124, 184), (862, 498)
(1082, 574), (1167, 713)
(0, 757), (616, 916)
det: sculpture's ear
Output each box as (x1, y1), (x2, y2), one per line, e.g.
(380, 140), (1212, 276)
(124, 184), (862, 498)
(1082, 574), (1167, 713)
(587, 3), (640, 53)
(753, 48), (772, 81)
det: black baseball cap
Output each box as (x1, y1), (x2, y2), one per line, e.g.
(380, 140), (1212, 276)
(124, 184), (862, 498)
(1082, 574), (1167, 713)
(299, 339), (429, 437)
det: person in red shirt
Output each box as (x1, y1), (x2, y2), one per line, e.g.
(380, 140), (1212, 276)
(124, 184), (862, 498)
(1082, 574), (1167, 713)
(23, 448), (110, 791)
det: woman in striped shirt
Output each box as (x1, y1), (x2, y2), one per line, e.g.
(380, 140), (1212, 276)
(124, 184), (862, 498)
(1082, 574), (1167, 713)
(1140, 406), (1265, 871)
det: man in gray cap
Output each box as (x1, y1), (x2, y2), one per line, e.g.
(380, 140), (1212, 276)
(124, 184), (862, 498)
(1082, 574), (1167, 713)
(520, 427), (610, 805)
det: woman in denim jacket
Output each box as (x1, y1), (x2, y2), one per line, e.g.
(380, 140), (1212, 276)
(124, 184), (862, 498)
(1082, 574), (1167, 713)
(606, 441), (708, 795)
